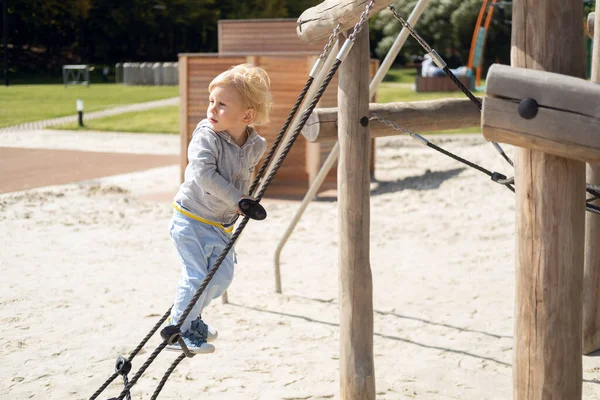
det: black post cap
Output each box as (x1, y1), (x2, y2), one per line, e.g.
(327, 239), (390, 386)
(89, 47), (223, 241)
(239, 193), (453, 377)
(518, 98), (539, 120)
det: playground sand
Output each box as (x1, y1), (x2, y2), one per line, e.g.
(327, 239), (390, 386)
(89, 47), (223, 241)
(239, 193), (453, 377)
(2, 131), (600, 399)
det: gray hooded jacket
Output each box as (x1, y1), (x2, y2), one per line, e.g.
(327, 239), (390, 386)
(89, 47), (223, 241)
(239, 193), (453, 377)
(174, 119), (267, 225)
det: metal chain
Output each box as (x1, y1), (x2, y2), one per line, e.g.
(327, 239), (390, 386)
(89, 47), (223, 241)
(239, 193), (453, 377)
(371, 114), (428, 144)
(389, 6), (432, 54)
(319, 24), (342, 60)
(348, 0), (376, 41)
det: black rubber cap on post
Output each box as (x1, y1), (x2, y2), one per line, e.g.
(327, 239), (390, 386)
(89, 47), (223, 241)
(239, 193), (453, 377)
(238, 198), (267, 221)
(518, 98), (539, 119)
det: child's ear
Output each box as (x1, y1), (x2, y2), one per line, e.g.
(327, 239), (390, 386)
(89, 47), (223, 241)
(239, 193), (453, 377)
(244, 108), (256, 124)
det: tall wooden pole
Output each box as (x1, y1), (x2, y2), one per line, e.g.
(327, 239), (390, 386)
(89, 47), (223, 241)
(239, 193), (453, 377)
(583, 3), (600, 355)
(511, 1), (586, 398)
(337, 27), (375, 400)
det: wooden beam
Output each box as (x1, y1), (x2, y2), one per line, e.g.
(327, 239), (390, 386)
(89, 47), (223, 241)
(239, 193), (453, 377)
(303, 98), (480, 143)
(337, 28), (375, 400)
(583, 2), (600, 355)
(511, 1), (586, 399)
(589, 12), (595, 39)
(296, 0), (395, 43)
(481, 64), (600, 163)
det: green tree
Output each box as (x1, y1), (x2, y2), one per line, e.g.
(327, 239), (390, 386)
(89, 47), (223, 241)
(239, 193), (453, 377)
(371, 0), (512, 73)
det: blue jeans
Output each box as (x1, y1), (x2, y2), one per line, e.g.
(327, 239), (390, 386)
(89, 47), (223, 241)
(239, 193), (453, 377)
(168, 210), (236, 333)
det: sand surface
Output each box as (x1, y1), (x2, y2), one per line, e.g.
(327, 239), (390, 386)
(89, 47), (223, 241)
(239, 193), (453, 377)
(2, 129), (599, 399)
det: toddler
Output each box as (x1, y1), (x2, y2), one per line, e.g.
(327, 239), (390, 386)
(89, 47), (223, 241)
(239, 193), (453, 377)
(166, 64), (271, 354)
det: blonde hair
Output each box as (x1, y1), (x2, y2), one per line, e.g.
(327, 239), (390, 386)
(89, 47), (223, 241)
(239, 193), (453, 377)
(208, 64), (272, 126)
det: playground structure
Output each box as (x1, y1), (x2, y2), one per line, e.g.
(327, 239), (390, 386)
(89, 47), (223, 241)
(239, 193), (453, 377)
(289, 0), (600, 398)
(88, 0), (600, 399)
(467, 0), (501, 88)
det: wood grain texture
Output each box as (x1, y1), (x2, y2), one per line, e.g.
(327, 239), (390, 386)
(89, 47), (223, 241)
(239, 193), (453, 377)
(482, 96), (600, 163)
(485, 64), (600, 118)
(304, 98), (480, 142)
(219, 19), (327, 53)
(296, 0), (395, 43)
(337, 28), (375, 400)
(583, 2), (600, 355)
(511, 0), (586, 399)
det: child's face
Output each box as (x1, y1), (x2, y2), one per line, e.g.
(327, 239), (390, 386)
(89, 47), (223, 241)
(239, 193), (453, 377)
(207, 84), (249, 135)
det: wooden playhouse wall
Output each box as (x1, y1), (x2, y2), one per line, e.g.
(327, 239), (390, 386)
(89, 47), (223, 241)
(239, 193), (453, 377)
(179, 20), (378, 198)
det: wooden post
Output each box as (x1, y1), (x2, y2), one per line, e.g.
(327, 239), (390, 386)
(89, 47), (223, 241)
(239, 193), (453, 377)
(511, 1), (586, 399)
(337, 27), (375, 400)
(583, 4), (600, 355)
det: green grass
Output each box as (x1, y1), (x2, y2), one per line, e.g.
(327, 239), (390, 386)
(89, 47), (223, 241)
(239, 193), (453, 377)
(0, 84), (178, 128)
(55, 105), (180, 134)
(48, 68), (484, 135)
(377, 82), (478, 103)
(382, 67), (419, 84)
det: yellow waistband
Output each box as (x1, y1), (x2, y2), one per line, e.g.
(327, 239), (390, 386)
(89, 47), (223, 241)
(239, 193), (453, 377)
(173, 203), (234, 234)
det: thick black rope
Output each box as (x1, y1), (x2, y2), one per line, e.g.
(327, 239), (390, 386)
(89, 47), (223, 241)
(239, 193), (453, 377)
(255, 60), (343, 201)
(587, 186), (600, 215)
(90, 58), (320, 400)
(121, 376), (131, 400)
(109, 58), (345, 400)
(425, 141), (515, 193)
(442, 66), (483, 111)
(144, 60), (344, 400)
(588, 202), (600, 215)
(89, 309), (172, 400)
(371, 115), (516, 193)
(249, 76), (314, 196)
(150, 353), (186, 400)
(90, 372), (119, 400)
(588, 186), (600, 198)
(422, 140), (600, 212)
(372, 113), (600, 211)
(116, 342), (169, 400)
(114, 217), (249, 400)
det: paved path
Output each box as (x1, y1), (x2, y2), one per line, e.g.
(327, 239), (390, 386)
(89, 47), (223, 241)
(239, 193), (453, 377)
(0, 97), (179, 132)
(0, 146), (179, 194)
(0, 98), (181, 194)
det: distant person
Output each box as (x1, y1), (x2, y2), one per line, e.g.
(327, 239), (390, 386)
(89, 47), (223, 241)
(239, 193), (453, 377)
(421, 54), (472, 78)
(102, 67), (109, 82)
(165, 64), (270, 354)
